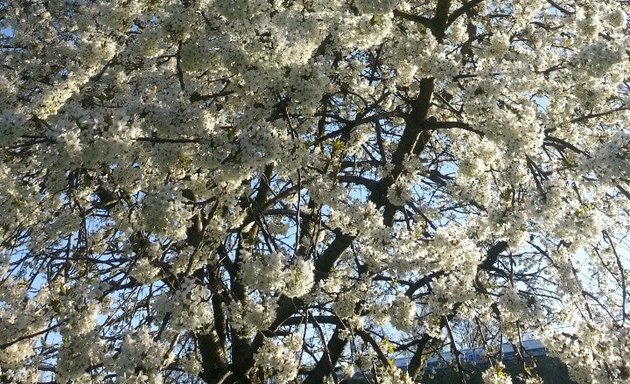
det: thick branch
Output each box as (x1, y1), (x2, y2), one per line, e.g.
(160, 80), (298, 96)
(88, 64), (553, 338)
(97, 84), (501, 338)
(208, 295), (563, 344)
(240, 229), (355, 381)
(314, 229), (355, 281)
(406, 334), (437, 380)
(392, 9), (433, 30)
(303, 327), (348, 384)
(447, 0), (484, 27)
(196, 332), (230, 384)
(378, 77), (435, 226)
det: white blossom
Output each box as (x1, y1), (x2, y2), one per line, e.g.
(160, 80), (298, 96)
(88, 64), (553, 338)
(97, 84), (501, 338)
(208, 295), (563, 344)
(482, 363), (513, 384)
(1, 0), (629, 382)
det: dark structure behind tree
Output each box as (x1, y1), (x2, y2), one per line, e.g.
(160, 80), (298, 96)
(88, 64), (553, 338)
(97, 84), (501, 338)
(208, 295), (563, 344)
(346, 355), (574, 384)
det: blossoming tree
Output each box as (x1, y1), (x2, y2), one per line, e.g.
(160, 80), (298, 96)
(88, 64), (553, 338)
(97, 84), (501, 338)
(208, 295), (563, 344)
(1, 0), (629, 383)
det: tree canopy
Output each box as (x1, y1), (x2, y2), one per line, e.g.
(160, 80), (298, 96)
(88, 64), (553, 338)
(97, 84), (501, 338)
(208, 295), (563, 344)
(1, 0), (630, 383)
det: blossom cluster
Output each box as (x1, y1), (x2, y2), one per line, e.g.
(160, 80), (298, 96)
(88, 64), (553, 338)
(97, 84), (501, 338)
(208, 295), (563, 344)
(1, 0), (629, 383)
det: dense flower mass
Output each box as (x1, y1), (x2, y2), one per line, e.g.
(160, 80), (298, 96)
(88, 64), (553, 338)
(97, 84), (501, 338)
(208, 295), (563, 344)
(1, 0), (629, 383)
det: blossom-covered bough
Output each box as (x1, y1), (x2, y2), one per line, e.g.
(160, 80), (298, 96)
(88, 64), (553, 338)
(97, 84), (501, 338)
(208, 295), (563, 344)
(1, 0), (629, 383)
